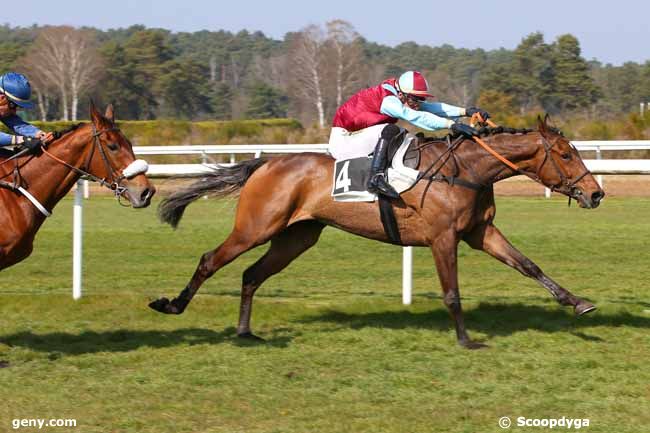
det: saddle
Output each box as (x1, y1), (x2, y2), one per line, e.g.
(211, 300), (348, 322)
(331, 132), (423, 202)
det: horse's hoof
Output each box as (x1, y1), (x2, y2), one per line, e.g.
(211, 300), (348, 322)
(575, 301), (597, 316)
(148, 297), (181, 314)
(459, 340), (489, 350)
(237, 332), (266, 342)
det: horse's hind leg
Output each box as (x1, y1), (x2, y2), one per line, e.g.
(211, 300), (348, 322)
(149, 228), (264, 314)
(464, 222), (595, 315)
(237, 220), (325, 339)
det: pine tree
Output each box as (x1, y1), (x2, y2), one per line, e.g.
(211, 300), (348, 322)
(551, 34), (601, 112)
(245, 82), (288, 118)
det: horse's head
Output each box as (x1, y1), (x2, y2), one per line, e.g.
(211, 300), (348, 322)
(532, 115), (604, 208)
(84, 102), (155, 208)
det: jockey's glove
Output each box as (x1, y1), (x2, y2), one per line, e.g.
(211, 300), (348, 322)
(21, 137), (43, 153)
(451, 122), (479, 138)
(465, 107), (491, 120)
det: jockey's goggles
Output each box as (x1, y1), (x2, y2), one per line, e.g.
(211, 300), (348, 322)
(0, 93), (18, 109)
(405, 93), (426, 103)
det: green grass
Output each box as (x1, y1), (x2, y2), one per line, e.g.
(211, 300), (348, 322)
(0, 196), (649, 433)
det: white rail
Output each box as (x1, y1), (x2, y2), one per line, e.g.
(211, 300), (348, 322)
(71, 141), (650, 301)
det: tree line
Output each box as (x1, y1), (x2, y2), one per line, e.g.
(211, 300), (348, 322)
(1, 22), (649, 127)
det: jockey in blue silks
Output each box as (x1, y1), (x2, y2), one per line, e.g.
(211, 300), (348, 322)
(0, 72), (54, 153)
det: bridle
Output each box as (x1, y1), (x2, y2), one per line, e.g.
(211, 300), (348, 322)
(41, 123), (148, 205)
(470, 125), (591, 201)
(533, 134), (591, 197)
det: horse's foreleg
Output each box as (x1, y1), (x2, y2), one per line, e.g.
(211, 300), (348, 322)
(431, 230), (486, 349)
(237, 221), (324, 339)
(149, 231), (260, 315)
(464, 223), (595, 315)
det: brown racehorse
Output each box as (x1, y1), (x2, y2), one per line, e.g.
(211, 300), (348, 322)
(151, 116), (604, 348)
(0, 103), (155, 271)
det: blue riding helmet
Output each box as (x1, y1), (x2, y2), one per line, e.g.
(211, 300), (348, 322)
(0, 72), (34, 109)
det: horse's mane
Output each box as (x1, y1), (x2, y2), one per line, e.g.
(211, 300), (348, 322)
(57, 123), (86, 137)
(476, 126), (534, 137)
(476, 125), (564, 137)
(421, 124), (565, 144)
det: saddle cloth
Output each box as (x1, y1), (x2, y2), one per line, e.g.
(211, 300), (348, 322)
(331, 134), (420, 202)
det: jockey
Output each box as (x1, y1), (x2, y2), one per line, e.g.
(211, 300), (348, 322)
(0, 72), (54, 153)
(329, 70), (489, 199)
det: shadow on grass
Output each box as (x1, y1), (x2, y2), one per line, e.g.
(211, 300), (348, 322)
(297, 302), (650, 339)
(0, 326), (292, 355)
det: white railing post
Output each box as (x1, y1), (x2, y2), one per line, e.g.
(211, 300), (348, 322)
(402, 246), (413, 305)
(72, 180), (84, 300)
(596, 146), (603, 188)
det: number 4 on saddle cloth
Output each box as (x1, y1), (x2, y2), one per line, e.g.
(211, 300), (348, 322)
(331, 132), (421, 202)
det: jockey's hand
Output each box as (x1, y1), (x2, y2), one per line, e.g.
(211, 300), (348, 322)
(21, 137), (43, 154)
(451, 122), (479, 138)
(465, 107), (490, 121)
(36, 131), (55, 145)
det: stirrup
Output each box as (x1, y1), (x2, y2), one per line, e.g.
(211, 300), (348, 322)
(368, 174), (400, 199)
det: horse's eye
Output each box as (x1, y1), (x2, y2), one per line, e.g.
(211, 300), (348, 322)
(107, 142), (119, 151)
(561, 152), (572, 160)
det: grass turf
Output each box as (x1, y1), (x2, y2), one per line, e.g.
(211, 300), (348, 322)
(0, 196), (648, 432)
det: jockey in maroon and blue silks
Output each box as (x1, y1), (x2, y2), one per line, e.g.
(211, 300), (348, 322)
(329, 70), (489, 199)
(0, 72), (54, 154)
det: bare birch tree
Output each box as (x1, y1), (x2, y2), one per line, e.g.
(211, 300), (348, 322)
(325, 20), (363, 107)
(65, 29), (102, 120)
(16, 59), (55, 121)
(18, 26), (102, 121)
(288, 25), (327, 128)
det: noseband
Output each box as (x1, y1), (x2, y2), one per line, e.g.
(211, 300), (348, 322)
(42, 124), (148, 205)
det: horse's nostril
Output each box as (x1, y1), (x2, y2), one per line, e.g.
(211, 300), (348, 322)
(592, 191), (604, 203)
(141, 188), (153, 202)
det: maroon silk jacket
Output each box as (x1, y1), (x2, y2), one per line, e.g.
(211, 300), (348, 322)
(332, 78), (399, 131)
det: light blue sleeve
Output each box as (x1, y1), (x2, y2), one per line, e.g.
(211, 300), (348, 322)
(0, 132), (16, 146)
(2, 115), (41, 138)
(380, 95), (455, 131)
(420, 101), (466, 118)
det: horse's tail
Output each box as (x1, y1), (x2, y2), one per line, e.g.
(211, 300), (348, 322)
(158, 158), (269, 228)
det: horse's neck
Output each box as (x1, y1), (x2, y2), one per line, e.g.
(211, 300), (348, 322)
(454, 133), (540, 185)
(17, 130), (90, 214)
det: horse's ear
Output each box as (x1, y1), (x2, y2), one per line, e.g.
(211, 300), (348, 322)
(104, 104), (115, 123)
(89, 99), (102, 125)
(537, 114), (548, 134)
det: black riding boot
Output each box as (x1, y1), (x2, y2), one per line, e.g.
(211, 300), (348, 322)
(367, 136), (400, 199)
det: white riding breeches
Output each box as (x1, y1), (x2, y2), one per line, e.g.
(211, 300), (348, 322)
(327, 124), (389, 160)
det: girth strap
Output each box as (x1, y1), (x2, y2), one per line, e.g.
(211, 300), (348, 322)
(378, 196), (402, 245)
